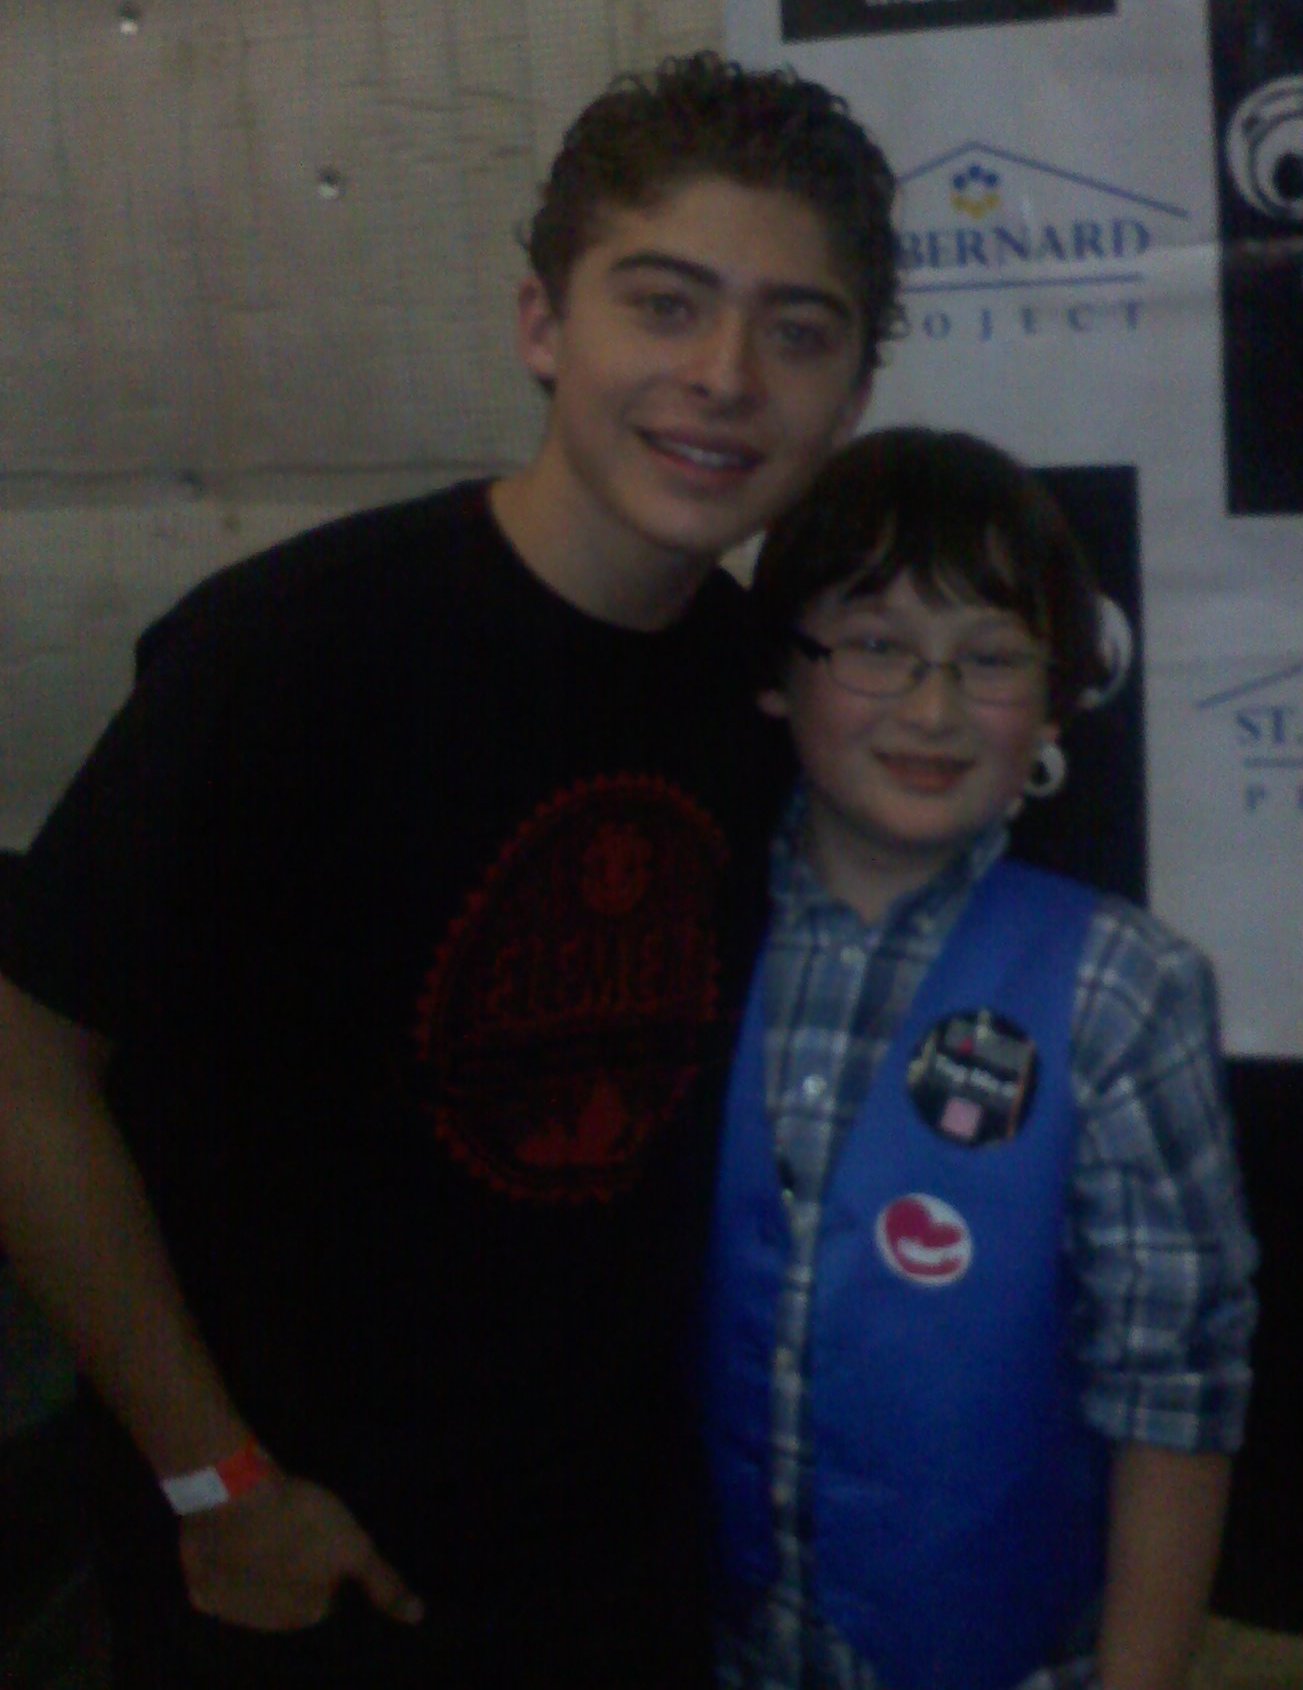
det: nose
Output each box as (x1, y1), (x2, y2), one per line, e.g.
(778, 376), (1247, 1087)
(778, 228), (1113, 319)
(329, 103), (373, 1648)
(685, 311), (762, 409)
(894, 659), (965, 733)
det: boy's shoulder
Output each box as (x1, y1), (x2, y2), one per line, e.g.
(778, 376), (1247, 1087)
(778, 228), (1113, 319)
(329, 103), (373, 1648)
(1072, 890), (1223, 1103)
(136, 479), (494, 675)
(999, 860), (1216, 1002)
(1084, 890), (1217, 997)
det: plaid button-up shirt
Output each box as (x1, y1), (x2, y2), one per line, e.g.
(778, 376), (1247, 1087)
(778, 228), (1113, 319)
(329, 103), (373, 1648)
(717, 811), (1258, 1690)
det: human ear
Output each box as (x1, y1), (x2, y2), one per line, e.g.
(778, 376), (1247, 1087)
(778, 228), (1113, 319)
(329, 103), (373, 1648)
(516, 274), (561, 385)
(757, 687), (791, 719)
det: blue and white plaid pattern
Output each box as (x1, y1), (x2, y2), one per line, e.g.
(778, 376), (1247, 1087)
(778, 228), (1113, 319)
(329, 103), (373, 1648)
(716, 811), (1258, 1690)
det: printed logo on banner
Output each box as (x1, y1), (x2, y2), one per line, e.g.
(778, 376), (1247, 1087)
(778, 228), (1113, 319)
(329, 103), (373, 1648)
(1195, 661), (1303, 819)
(781, 0), (1114, 44)
(1225, 76), (1303, 223)
(1211, 0), (1303, 515)
(893, 142), (1188, 349)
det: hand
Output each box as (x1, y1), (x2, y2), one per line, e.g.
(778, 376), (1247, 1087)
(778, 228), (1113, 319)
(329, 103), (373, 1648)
(178, 1472), (425, 1632)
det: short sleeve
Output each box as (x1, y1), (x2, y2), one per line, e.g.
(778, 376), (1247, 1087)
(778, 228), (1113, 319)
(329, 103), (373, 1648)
(2, 586), (293, 1043)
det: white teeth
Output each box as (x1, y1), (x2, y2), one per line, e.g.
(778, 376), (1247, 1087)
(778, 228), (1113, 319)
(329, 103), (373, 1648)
(661, 440), (749, 470)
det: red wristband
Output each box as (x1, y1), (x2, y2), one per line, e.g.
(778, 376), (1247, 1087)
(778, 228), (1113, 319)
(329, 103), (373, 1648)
(159, 1440), (275, 1516)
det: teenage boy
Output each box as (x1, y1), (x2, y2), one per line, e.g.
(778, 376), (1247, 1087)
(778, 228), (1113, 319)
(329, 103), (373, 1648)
(704, 429), (1257, 1690)
(0, 52), (896, 1690)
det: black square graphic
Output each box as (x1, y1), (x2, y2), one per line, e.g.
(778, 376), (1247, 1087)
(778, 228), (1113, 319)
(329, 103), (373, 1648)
(1008, 466), (1145, 904)
(1210, 0), (1303, 514)
(782, 0), (1115, 41)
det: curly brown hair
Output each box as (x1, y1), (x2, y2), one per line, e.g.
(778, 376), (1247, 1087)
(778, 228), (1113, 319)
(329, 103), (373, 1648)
(523, 51), (899, 378)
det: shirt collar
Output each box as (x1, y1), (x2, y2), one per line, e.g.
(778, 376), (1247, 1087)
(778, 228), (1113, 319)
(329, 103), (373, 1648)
(770, 784), (1009, 939)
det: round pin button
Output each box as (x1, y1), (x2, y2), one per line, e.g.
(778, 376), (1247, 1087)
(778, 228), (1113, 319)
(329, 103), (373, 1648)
(876, 1194), (973, 1288)
(906, 1009), (1039, 1148)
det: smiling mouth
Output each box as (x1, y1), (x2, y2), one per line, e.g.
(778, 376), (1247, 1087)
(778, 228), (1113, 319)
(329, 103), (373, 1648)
(877, 754), (972, 793)
(639, 430), (762, 475)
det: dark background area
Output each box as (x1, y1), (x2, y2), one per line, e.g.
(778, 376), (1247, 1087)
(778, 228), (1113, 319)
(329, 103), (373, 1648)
(1210, 0), (1303, 515)
(782, 0), (1116, 45)
(1010, 464), (1146, 903)
(1216, 1058), (1303, 1633)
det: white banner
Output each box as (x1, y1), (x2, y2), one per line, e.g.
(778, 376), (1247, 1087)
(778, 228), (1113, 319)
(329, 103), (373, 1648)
(727, 1), (1303, 1057)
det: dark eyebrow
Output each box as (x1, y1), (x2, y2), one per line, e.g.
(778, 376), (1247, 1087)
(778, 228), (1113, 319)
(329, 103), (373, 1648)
(607, 252), (853, 322)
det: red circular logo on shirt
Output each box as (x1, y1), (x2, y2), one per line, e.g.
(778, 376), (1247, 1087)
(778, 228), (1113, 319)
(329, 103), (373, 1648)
(412, 775), (728, 1204)
(876, 1194), (973, 1287)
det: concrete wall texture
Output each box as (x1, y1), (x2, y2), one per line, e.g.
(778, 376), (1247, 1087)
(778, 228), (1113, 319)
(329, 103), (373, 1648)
(0, 0), (723, 846)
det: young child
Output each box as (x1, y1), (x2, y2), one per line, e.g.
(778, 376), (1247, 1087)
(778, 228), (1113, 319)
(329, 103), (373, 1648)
(704, 428), (1258, 1690)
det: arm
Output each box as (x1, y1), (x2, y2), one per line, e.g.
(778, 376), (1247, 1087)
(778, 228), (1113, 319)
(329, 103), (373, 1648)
(1068, 906), (1258, 1690)
(0, 973), (422, 1630)
(1094, 1443), (1232, 1690)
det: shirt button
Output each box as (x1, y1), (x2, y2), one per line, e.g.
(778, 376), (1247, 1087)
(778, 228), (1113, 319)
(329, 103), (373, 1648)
(801, 1074), (827, 1102)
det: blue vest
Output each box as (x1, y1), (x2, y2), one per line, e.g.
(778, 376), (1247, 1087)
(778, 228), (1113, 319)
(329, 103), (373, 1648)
(704, 861), (1110, 1690)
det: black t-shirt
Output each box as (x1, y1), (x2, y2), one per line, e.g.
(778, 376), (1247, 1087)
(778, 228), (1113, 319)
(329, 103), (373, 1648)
(3, 480), (788, 1596)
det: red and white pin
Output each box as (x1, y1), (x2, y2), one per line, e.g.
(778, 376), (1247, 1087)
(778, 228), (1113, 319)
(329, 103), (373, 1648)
(875, 1194), (973, 1287)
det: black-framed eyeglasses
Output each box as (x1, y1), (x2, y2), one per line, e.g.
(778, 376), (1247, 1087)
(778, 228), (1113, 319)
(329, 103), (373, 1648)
(790, 628), (1051, 705)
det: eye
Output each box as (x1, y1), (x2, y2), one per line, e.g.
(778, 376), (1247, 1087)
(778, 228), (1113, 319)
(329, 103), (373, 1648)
(966, 648), (1024, 671)
(963, 647), (1036, 674)
(772, 317), (838, 358)
(633, 291), (694, 329)
(845, 634), (908, 660)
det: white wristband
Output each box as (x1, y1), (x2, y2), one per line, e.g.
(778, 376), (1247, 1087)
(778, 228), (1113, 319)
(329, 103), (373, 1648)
(159, 1441), (274, 1516)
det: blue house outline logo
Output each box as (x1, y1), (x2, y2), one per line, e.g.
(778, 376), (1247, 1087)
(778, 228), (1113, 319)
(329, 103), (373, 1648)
(896, 141), (1190, 297)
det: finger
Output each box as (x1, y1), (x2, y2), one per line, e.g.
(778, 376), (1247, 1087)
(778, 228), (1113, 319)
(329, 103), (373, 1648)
(352, 1543), (425, 1625)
